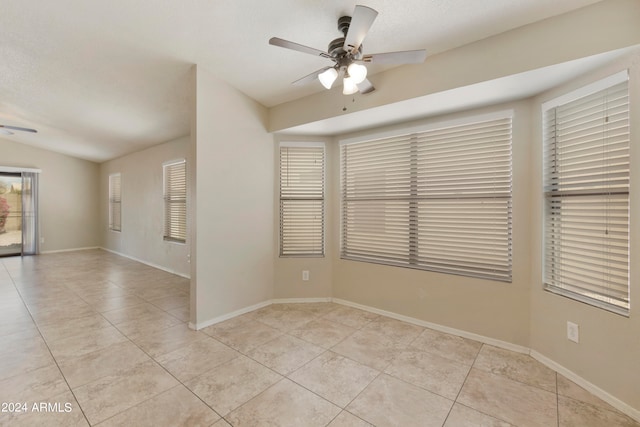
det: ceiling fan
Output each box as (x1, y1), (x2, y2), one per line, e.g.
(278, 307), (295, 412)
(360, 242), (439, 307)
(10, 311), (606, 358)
(0, 125), (38, 136)
(269, 5), (427, 95)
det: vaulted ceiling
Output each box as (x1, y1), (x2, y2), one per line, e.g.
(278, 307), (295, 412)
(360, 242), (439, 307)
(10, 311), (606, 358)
(0, 0), (604, 162)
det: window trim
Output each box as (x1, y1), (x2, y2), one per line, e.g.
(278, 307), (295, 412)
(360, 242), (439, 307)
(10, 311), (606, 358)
(340, 110), (513, 282)
(163, 159), (187, 244)
(279, 141), (326, 257)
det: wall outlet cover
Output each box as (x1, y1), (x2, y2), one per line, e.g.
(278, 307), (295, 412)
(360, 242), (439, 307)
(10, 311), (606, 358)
(567, 321), (579, 343)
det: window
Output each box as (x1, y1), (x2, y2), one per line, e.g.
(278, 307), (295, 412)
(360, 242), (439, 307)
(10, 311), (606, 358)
(163, 160), (187, 243)
(341, 112), (512, 281)
(108, 173), (121, 232)
(279, 142), (325, 256)
(543, 72), (629, 315)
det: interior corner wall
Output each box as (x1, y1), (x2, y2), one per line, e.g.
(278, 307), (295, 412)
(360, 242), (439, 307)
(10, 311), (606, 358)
(1, 137), (100, 252)
(99, 136), (190, 276)
(193, 65), (274, 326)
(273, 135), (334, 300)
(529, 50), (640, 413)
(330, 101), (533, 347)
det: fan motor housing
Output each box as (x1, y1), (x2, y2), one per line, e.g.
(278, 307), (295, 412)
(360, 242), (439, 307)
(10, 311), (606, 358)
(338, 16), (351, 35)
(330, 16), (363, 60)
(328, 38), (345, 57)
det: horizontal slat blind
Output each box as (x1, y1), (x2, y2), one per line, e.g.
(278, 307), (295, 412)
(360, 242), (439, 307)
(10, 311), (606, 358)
(109, 173), (121, 232)
(163, 160), (187, 243)
(544, 79), (629, 314)
(342, 135), (412, 265)
(280, 144), (324, 256)
(342, 116), (512, 281)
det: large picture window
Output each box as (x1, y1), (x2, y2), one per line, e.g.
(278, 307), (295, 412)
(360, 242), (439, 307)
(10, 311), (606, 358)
(341, 113), (513, 281)
(163, 160), (187, 243)
(108, 173), (121, 232)
(543, 72), (629, 315)
(279, 142), (325, 256)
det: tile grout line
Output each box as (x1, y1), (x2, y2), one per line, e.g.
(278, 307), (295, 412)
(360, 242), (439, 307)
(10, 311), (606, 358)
(198, 307), (380, 424)
(10, 255), (204, 426)
(468, 345), (529, 425)
(86, 296), (228, 425)
(441, 342), (483, 426)
(205, 311), (338, 420)
(452, 343), (552, 426)
(473, 344), (564, 396)
(280, 310), (435, 426)
(4, 256), (93, 426)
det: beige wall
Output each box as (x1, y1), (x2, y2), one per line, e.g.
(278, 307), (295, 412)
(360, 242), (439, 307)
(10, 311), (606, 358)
(529, 51), (640, 411)
(329, 101), (533, 346)
(192, 65), (274, 326)
(1, 137), (100, 252)
(99, 136), (190, 277)
(273, 135), (334, 300)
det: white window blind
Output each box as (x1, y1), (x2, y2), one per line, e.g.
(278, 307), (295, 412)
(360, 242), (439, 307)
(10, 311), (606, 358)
(279, 143), (325, 256)
(163, 160), (187, 243)
(341, 114), (513, 281)
(544, 76), (630, 315)
(108, 173), (121, 232)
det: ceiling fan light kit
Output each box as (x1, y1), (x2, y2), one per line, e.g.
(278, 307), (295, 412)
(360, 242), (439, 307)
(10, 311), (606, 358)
(269, 5), (427, 96)
(342, 76), (359, 95)
(318, 68), (338, 89)
(347, 63), (367, 84)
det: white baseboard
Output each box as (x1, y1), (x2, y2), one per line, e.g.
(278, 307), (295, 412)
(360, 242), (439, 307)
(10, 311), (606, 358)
(272, 297), (332, 304)
(331, 298), (530, 355)
(530, 350), (640, 422)
(99, 247), (190, 279)
(191, 300), (272, 330)
(191, 297), (332, 330)
(40, 246), (100, 254)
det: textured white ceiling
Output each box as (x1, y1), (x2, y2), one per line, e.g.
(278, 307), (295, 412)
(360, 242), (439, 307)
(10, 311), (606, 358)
(0, 0), (602, 162)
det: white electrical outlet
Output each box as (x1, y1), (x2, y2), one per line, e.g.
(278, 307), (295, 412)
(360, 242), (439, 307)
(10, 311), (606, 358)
(567, 321), (579, 343)
(302, 270), (309, 281)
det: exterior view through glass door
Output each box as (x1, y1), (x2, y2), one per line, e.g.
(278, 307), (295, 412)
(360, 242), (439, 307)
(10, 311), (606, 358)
(0, 172), (22, 256)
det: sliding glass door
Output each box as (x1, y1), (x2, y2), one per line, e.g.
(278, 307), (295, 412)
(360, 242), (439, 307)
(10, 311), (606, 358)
(0, 173), (23, 256)
(0, 170), (39, 257)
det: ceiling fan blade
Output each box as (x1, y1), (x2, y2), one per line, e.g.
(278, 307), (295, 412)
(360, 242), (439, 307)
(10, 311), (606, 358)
(0, 124), (38, 133)
(292, 67), (333, 86)
(362, 50), (427, 64)
(357, 78), (375, 94)
(343, 5), (378, 54)
(269, 37), (331, 59)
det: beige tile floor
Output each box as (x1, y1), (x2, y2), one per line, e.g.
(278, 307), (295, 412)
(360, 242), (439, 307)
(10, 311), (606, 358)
(0, 249), (638, 426)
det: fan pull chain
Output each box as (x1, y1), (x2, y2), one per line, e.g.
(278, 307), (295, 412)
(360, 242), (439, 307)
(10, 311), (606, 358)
(342, 97), (356, 112)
